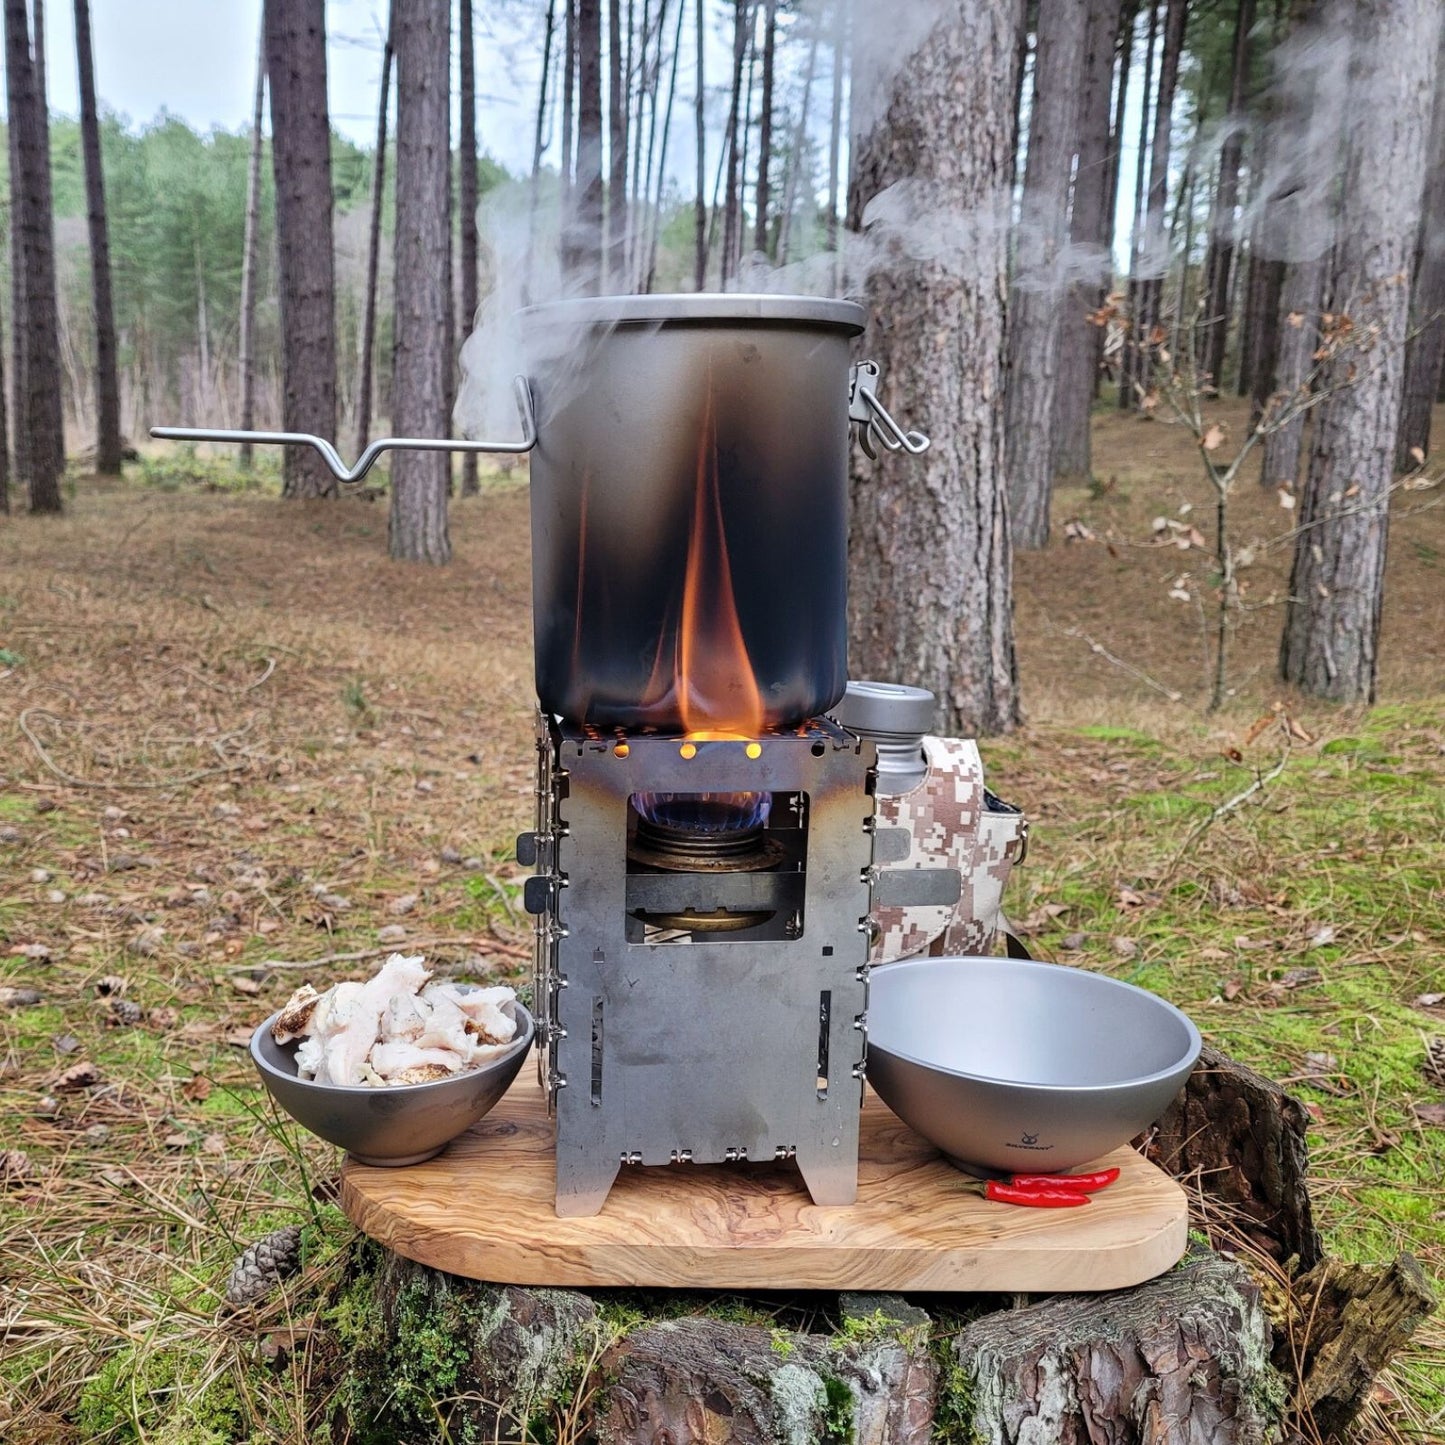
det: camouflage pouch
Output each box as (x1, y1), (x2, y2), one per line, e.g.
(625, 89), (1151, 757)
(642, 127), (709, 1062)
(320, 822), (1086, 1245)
(871, 736), (1028, 963)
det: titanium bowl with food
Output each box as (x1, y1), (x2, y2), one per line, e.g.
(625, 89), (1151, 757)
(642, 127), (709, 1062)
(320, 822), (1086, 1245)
(249, 956), (534, 1166)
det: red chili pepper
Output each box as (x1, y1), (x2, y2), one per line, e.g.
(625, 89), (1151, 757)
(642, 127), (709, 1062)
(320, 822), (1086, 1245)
(1008, 1167), (1120, 1193)
(983, 1180), (1090, 1208)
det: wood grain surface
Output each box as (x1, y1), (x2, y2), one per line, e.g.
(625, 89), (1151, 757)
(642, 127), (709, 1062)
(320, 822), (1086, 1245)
(339, 1071), (1189, 1291)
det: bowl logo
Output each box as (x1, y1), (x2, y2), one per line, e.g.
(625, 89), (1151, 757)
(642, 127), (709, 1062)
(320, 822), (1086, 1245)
(1006, 1129), (1054, 1153)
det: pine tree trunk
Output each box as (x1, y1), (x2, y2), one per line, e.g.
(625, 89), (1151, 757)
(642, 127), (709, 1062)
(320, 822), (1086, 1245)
(753, 0), (777, 259)
(1132, 0), (1186, 405)
(389, 0), (452, 564)
(356, 18), (392, 456)
(528, 0), (557, 301)
(776, 21), (820, 265)
(642, 0), (686, 292)
(458, 0), (480, 496)
(568, 0), (604, 292)
(264, 0), (338, 499)
(1006, 0), (1091, 549)
(5, 0), (64, 513)
(559, 0), (577, 276)
(1396, 25), (1445, 469)
(847, 0), (1022, 737)
(1280, 0), (1443, 702)
(1262, 256), (1325, 489)
(1119, 0), (1157, 411)
(1051, 0), (1122, 484)
(734, 17), (758, 278)
(9, 95), (28, 497)
(721, 1), (749, 288)
(1196, 0), (1255, 393)
(607, 0), (628, 288)
(826, 0), (847, 271)
(1103, 1), (1135, 273)
(1247, 256), (1286, 426)
(73, 0), (121, 475)
(0, 307), (8, 513)
(239, 20), (267, 467)
(694, 0), (707, 288)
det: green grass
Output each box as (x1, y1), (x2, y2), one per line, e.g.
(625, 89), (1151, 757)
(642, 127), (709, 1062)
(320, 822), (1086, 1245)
(1011, 702), (1445, 1301)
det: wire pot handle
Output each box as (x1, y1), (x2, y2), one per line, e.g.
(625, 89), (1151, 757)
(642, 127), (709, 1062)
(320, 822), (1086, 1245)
(849, 361), (930, 460)
(150, 375), (538, 485)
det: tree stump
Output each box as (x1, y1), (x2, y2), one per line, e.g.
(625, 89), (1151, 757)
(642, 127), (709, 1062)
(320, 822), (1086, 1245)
(948, 1250), (1283, 1445)
(1145, 1044), (1322, 1269)
(323, 1048), (1427, 1444)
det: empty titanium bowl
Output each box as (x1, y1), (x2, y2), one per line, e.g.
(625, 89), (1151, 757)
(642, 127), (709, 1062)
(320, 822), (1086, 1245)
(866, 956), (1200, 1175)
(250, 1002), (534, 1166)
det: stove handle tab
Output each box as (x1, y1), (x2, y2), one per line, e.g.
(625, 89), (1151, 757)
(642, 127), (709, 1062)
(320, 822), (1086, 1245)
(849, 361), (931, 461)
(149, 375), (537, 485)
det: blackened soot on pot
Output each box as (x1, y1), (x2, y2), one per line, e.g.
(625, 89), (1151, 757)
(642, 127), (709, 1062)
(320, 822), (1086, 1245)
(524, 296), (859, 734)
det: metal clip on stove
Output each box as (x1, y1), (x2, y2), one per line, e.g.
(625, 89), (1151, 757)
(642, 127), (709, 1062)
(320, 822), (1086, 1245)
(149, 375), (538, 481)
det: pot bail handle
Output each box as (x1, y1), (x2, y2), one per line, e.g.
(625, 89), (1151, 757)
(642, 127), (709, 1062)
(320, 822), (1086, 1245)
(149, 375), (538, 486)
(849, 361), (930, 460)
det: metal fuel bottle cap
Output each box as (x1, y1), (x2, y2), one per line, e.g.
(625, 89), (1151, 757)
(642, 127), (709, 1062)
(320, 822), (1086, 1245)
(833, 681), (936, 738)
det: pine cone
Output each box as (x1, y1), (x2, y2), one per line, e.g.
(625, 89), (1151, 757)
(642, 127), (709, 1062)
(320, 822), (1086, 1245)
(224, 1224), (302, 1309)
(1424, 1036), (1445, 1090)
(107, 998), (143, 1027)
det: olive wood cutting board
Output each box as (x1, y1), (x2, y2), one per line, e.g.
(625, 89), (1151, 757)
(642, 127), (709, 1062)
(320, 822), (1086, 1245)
(339, 1070), (1189, 1292)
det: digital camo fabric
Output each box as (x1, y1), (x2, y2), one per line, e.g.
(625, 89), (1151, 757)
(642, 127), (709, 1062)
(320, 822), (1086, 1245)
(871, 736), (1027, 963)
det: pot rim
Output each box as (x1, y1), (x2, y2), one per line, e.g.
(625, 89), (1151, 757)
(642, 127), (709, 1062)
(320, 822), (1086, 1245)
(517, 291), (866, 334)
(867, 955), (1202, 1094)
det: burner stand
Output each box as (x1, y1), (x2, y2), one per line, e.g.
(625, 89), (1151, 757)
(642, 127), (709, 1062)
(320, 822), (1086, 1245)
(525, 715), (877, 1216)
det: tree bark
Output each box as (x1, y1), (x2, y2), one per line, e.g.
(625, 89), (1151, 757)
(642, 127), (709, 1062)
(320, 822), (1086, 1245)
(569, 0), (605, 292)
(1246, 256), (1286, 426)
(1262, 256), (1326, 489)
(1280, 0), (1442, 702)
(1287, 1253), (1437, 1439)
(0, 306), (8, 513)
(847, 0), (1022, 737)
(458, 0), (480, 497)
(607, 0), (628, 288)
(5, 0), (64, 512)
(264, 0), (338, 500)
(1131, 0), (1186, 406)
(73, 0), (121, 475)
(951, 1250), (1282, 1445)
(1050, 0), (1121, 485)
(1119, 0), (1157, 411)
(1396, 25), (1445, 469)
(239, 20), (267, 467)
(694, 0), (707, 289)
(1006, 0), (1091, 549)
(1196, 0), (1256, 392)
(1147, 1043), (1322, 1269)
(389, 0), (452, 564)
(356, 19), (392, 457)
(753, 0), (777, 260)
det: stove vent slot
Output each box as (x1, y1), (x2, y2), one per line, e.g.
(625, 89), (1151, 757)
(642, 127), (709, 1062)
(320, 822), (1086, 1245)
(816, 990), (831, 1099)
(590, 996), (604, 1105)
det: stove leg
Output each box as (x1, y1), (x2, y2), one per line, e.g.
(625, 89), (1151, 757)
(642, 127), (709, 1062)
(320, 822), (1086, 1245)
(795, 1147), (859, 1207)
(555, 1156), (621, 1218)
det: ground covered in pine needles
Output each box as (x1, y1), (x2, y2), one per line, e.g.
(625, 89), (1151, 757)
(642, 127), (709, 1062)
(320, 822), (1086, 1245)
(1, 398), (1442, 1442)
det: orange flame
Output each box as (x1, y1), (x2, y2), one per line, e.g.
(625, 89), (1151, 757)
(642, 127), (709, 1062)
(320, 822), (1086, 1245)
(674, 380), (765, 740)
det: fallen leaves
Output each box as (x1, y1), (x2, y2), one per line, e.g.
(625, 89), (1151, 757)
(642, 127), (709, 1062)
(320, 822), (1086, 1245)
(1410, 1103), (1445, 1129)
(54, 1061), (102, 1090)
(0, 986), (44, 1008)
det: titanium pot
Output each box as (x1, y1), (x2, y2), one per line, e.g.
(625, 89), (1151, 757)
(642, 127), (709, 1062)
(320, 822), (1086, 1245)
(150, 293), (927, 735)
(520, 294), (927, 733)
